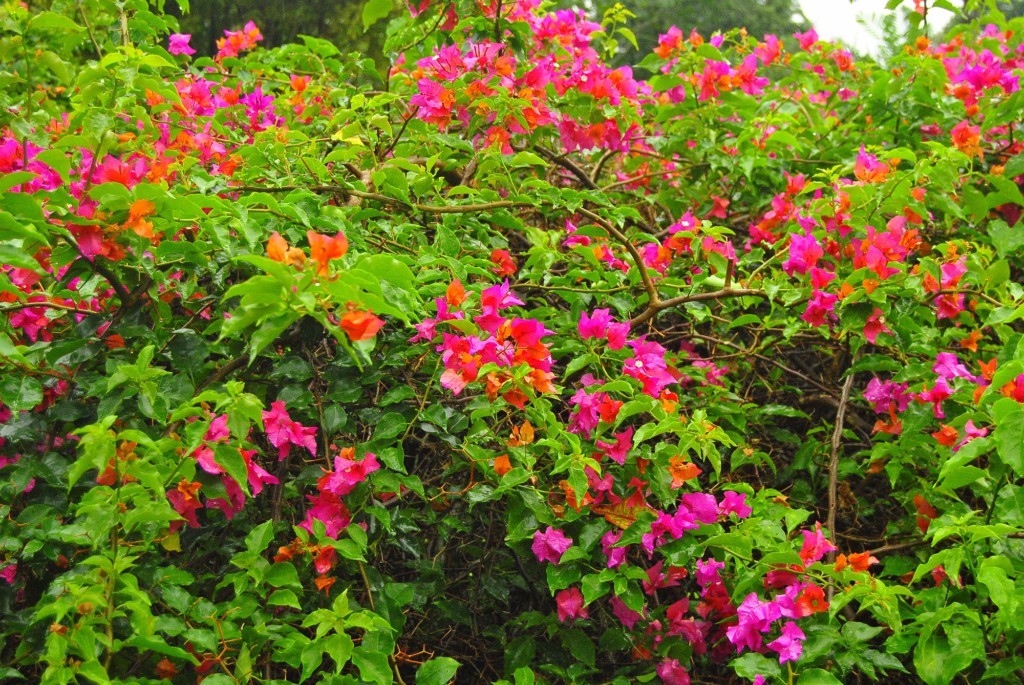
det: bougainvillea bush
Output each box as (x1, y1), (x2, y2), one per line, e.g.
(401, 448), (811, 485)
(1, 0), (1023, 682)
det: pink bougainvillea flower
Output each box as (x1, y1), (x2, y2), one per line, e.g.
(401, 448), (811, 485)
(609, 595), (643, 629)
(263, 401), (318, 460)
(532, 526), (572, 565)
(300, 491), (351, 539)
(555, 587), (588, 622)
(241, 448), (278, 495)
(953, 420), (987, 452)
(578, 308), (612, 339)
(794, 27), (819, 51)
(726, 592), (781, 653)
(933, 352), (974, 381)
(168, 33), (196, 56)
(0, 562), (16, 584)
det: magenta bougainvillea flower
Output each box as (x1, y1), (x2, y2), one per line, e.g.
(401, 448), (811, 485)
(168, 33), (196, 56)
(532, 526), (572, 565)
(555, 587), (588, 622)
(767, 621), (806, 663)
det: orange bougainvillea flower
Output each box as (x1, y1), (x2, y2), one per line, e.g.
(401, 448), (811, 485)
(314, 575), (336, 595)
(836, 551), (880, 573)
(959, 330), (982, 352)
(931, 424), (958, 447)
(339, 309), (384, 341)
(267, 231), (307, 267)
(951, 120), (981, 158)
(124, 198), (156, 239)
(267, 231), (288, 261)
(507, 421), (535, 447)
(154, 657), (177, 679)
(847, 551), (879, 572)
(308, 230), (348, 275)
(668, 454), (701, 489)
(446, 279), (466, 307)
(493, 454), (512, 476)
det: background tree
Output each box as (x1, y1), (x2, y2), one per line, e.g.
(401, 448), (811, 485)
(563, 0), (809, 64)
(170, 0), (390, 65)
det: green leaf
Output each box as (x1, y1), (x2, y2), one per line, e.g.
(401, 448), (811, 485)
(264, 563), (301, 589)
(352, 647), (392, 684)
(989, 220), (1024, 258)
(301, 641), (324, 682)
(213, 443), (252, 497)
(982, 657), (1024, 681)
(993, 398), (1024, 475)
(362, 0), (393, 31)
(796, 668), (843, 685)
(268, 589), (302, 609)
(123, 636), (199, 664)
(373, 412), (407, 443)
(28, 11), (84, 32)
(0, 245), (45, 272)
(0, 376), (43, 412)
(416, 657), (460, 685)
(245, 520), (276, 554)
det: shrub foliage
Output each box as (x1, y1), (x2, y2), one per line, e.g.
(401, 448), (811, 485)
(1, 0), (1023, 684)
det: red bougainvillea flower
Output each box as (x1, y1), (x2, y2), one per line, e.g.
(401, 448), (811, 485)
(339, 309), (384, 341)
(167, 479), (203, 530)
(914, 494), (939, 533)
(795, 583), (828, 615)
(489, 248), (517, 276)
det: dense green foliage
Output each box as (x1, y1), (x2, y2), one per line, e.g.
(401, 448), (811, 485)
(1, 0), (1023, 684)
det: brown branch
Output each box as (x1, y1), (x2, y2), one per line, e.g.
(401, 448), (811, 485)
(827, 368), (856, 601)
(534, 145), (659, 235)
(0, 300), (101, 315)
(576, 207), (661, 311)
(630, 287), (766, 326)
